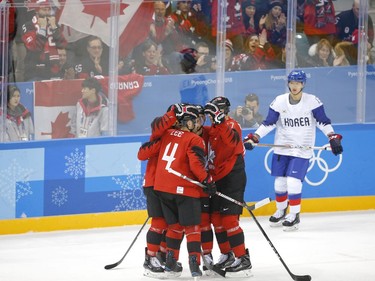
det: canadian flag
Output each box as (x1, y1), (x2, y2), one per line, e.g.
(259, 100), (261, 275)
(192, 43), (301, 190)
(34, 79), (82, 140)
(33, 74), (144, 140)
(58, 0), (154, 57)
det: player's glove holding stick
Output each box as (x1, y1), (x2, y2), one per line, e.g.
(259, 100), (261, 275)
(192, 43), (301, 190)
(201, 175), (217, 196)
(243, 133), (259, 150)
(328, 133), (343, 155)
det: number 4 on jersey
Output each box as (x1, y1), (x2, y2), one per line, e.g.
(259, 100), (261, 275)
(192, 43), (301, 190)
(162, 142), (179, 171)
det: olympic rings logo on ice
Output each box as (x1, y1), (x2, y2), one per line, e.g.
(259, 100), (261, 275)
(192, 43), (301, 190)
(263, 146), (343, 186)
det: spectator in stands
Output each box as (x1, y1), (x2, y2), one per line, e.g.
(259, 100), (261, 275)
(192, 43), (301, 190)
(231, 93), (263, 128)
(71, 77), (109, 138)
(212, 0), (246, 54)
(0, 0), (16, 81)
(149, 1), (180, 55)
(170, 1), (200, 49)
(241, 29), (277, 70)
(242, 0), (261, 36)
(270, 42), (307, 69)
(21, 0), (68, 81)
(259, 0), (287, 58)
(5, 85), (34, 142)
(190, 0), (212, 42)
(55, 47), (76, 80)
(134, 39), (170, 75)
(179, 47), (198, 74)
(75, 36), (109, 79)
(225, 39), (241, 71)
(163, 47), (198, 74)
(11, 0), (33, 82)
(335, 0), (374, 49)
(303, 0), (336, 46)
(333, 41), (357, 66)
(195, 41), (215, 73)
(305, 38), (335, 67)
(296, 0), (305, 33)
(117, 56), (136, 75)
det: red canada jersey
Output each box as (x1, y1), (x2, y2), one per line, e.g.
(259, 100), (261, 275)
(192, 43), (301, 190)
(211, 0), (245, 38)
(198, 126), (211, 198)
(21, 14), (68, 80)
(138, 139), (161, 187)
(153, 128), (207, 198)
(206, 117), (245, 181)
(303, 2), (336, 36)
(138, 110), (177, 187)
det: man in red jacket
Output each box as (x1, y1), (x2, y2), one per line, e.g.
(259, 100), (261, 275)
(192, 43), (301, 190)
(211, 0), (246, 53)
(303, 0), (336, 46)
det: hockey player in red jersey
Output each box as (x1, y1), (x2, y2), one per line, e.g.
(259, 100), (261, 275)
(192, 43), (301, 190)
(137, 104), (185, 278)
(204, 96), (252, 277)
(193, 104), (216, 275)
(144, 106), (216, 278)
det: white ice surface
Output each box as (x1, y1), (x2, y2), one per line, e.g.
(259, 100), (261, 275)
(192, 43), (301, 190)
(1, 211), (375, 281)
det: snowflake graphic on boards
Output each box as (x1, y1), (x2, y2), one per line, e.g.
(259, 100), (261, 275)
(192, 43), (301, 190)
(64, 148), (87, 180)
(51, 186), (68, 207)
(0, 159), (33, 206)
(107, 164), (146, 211)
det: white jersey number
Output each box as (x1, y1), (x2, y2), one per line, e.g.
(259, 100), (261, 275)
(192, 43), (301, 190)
(162, 142), (178, 171)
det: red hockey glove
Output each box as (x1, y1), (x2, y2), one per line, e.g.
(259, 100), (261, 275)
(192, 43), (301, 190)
(204, 103), (225, 125)
(243, 133), (259, 150)
(201, 175), (217, 196)
(328, 133), (343, 156)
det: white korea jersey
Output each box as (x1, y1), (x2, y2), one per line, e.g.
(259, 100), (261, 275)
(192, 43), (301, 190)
(255, 92), (334, 159)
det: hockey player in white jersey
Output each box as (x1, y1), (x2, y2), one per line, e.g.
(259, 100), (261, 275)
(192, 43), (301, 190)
(243, 70), (343, 231)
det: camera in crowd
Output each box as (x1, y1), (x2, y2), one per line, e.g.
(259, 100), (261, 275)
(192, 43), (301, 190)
(203, 55), (216, 64)
(241, 106), (254, 116)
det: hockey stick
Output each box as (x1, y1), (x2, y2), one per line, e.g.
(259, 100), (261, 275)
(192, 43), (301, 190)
(252, 143), (331, 151)
(247, 209), (312, 281)
(104, 216), (151, 270)
(167, 167), (271, 211)
(168, 168), (311, 281)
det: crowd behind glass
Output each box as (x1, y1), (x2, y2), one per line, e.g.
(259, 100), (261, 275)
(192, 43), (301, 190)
(0, 0), (374, 142)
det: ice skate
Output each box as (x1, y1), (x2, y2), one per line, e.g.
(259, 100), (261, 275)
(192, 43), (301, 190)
(189, 254), (203, 277)
(283, 213), (300, 231)
(164, 250), (182, 278)
(156, 251), (166, 267)
(143, 248), (165, 279)
(201, 253), (215, 276)
(269, 208), (288, 227)
(225, 249), (252, 278)
(214, 251), (235, 269)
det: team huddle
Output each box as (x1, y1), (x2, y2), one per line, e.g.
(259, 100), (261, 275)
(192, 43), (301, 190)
(137, 70), (343, 279)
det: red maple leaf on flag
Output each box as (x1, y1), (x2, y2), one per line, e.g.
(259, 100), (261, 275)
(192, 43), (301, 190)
(58, 0), (154, 58)
(41, 112), (74, 139)
(81, 0), (129, 28)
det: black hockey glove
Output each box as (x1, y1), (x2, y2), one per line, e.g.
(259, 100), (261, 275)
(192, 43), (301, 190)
(243, 133), (259, 150)
(172, 103), (184, 118)
(204, 103), (225, 125)
(201, 175), (217, 196)
(328, 133), (343, 156)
